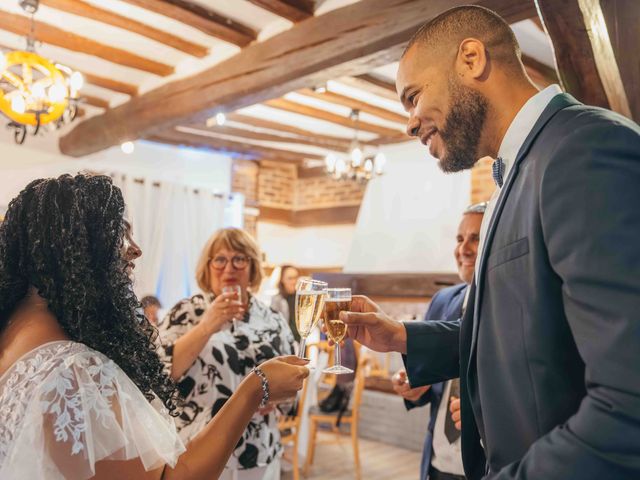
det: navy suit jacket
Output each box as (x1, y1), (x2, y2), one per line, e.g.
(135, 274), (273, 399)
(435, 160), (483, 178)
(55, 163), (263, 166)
(405, 94), (640, 479)
(404, 283), (467, 480)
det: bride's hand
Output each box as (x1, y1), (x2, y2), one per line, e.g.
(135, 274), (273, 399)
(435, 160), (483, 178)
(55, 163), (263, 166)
(258, 356), (309, 403)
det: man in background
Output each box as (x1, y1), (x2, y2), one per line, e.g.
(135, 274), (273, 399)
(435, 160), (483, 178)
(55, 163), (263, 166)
(141, 295), (162, 326)
(393, 202), (485, 480)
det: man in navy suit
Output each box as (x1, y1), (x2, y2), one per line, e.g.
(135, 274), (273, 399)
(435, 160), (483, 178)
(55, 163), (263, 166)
(393, 203), (485, 480)
(339, 5), (640, 480)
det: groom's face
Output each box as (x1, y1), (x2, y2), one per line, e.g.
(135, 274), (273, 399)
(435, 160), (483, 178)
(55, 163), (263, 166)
(397, 44), (488, 173)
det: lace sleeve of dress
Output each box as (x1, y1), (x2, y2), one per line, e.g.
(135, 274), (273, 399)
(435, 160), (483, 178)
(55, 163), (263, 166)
(0, 343), (185, 480)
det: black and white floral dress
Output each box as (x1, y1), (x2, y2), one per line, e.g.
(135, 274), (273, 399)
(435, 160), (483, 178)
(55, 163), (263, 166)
(158, 293), (295, 473)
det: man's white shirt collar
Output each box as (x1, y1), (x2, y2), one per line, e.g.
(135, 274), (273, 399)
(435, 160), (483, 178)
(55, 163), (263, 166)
(496, 84), (563, 181)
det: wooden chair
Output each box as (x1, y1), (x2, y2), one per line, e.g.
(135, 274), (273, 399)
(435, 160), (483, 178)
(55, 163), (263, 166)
(303, 353), (370, 480)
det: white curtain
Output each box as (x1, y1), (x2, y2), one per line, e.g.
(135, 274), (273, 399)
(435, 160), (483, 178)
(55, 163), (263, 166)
(112, 174), (227, 309)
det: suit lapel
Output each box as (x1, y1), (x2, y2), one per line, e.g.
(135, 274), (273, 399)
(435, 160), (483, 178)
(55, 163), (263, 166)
(469, 93), (581, 354)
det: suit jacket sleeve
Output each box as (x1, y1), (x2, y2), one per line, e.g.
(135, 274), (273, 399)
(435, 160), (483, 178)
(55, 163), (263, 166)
(489, 121), (640, 478)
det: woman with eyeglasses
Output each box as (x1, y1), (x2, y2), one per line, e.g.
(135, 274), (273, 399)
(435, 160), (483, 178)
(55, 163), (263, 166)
(158, 228), (296, 480)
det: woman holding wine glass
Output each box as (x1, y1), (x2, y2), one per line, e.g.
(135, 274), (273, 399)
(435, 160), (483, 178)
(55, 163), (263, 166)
(158, 228), (296, 480)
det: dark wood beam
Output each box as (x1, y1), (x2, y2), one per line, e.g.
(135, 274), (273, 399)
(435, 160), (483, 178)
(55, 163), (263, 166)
(260, 205), (361, 226)
(536, 0), (631, 117)
(264, 98), (406, 138)
(60, 0), (536, 157)
(82, 95), (110, 109)
(148, 128), (323, 163)
(247, 0), (314, 22)
(601, 0), (640, 121)
(227, 113), (357, 149)
(79, 72), (138, 97)
(298, 88), (408, 124)
(40, 0), (208, 57)
(200, 123), (350, 151)
(121, 0), (256, 47)
(0, 11), (173, 76)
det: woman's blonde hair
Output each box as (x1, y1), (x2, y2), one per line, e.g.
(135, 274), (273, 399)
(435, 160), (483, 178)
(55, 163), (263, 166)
(195, 228), (264, 292)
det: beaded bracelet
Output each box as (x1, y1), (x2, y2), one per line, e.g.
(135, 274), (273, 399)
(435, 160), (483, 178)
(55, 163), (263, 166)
(252, 366), (270, 409)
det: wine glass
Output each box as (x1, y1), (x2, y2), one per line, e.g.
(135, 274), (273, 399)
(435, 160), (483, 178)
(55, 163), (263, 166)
(222, 284), (243, 333)
(322, 288), (354, 374)
(295, 278), (328, 358)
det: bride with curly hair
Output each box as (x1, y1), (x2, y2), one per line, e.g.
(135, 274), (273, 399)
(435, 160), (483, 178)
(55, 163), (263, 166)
(0, 174), (308, 479)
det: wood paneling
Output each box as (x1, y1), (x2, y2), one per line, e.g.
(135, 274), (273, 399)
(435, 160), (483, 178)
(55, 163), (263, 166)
(60, 0), (536, 157)
(121, 0), (256, 46)
(40, 0), (208, 57)
(536, 0), (631, 117)
(313, 272), (461, 298)
(0, 11), (173, 76)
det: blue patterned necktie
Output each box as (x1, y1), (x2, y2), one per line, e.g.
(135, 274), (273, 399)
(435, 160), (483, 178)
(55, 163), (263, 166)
(492, 157), (505, 188)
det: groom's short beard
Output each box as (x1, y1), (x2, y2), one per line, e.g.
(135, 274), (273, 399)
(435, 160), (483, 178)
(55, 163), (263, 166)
(438, 78), (489, 173)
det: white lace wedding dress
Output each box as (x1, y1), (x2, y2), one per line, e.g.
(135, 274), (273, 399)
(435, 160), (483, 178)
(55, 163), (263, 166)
(0, 340), (185, 479)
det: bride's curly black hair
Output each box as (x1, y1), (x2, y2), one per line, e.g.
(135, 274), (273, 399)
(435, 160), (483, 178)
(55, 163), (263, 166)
(0, 174), (177, 414)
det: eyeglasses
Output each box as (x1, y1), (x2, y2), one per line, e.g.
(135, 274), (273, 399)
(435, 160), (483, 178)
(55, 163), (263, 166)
(209, 255), (250, 270)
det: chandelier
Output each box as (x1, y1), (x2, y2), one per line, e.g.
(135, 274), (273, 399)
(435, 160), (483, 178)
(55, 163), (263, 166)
(0, 0), (83, 144)
(324, 109), (386, 183)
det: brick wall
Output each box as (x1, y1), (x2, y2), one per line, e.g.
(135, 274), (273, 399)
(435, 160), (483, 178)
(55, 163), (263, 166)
(231, 159), (259, 206)
(471, 156), (496, 203)
(296, 176), (366, 210)
(258, 161), (296, 209)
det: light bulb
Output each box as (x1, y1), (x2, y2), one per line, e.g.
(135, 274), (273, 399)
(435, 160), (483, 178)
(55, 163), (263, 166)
(0, 53), (6, 73)
(324, 153), (337, 172)
(48, 83), (67, 103)
(121, 141), (135, 154)
(350, 146), (362, 166)
(364, 158), (373, 172)
(215, 112), (226, 126)
(335, 158), (347, 175)
(31, 83), (46, 100)
(11, 94), (26, 114)
(69, 71), (84, 91)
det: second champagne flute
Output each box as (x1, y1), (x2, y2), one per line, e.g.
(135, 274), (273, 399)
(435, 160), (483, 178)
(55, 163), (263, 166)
(323, 288), (354, 374)
(295, 278), (328, 358)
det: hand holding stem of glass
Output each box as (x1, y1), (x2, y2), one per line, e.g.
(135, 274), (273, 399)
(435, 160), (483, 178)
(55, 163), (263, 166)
(222, 285), (242, 333)
(295, 278), (328, 358)
(323, 288), (354, 374)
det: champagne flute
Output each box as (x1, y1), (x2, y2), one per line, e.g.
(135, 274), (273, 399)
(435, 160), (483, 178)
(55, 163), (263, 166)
(295, 278), (328, 358)
(222, 284), (243, 333)
(322, 288), (354, 374)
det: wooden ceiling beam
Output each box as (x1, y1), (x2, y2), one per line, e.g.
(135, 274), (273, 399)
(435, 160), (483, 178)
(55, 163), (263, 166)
(601, 0), (640, 121)
(247, 0), (314, 22)
(121, 0), (256, 47)
(338, 75), (400, 101)
(298, 88), (407, 124)
(82, 95), (110, 110)
(0, 11), (173, 76)
(200, 123), (350, 151)
(60, 0), (536, 157)
(226, 112), (376, 149)
(521, 53), (558, 86)
(265, 98), (406, 138)
(39, 0), (208, 57)
(79, 71), (138, 97)
(149, 127), (322, 163)
(535, 0), (631, 118)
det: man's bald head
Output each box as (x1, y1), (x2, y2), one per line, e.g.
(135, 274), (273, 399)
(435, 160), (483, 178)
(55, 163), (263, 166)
(403, 5), (522, 73)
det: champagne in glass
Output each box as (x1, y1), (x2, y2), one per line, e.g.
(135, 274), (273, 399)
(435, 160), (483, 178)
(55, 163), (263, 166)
(323, 288), (353, 374)
(295, 278), (328, 358)
(222, 284), (243, 333)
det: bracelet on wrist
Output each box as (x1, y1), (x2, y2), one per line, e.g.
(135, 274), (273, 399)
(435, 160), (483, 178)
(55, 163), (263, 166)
(252, 366), (270, 409)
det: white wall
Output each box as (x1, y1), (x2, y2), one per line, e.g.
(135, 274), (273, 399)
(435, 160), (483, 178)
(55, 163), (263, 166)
(257, 222), (356, 268)
(344, 141), (471, 273)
